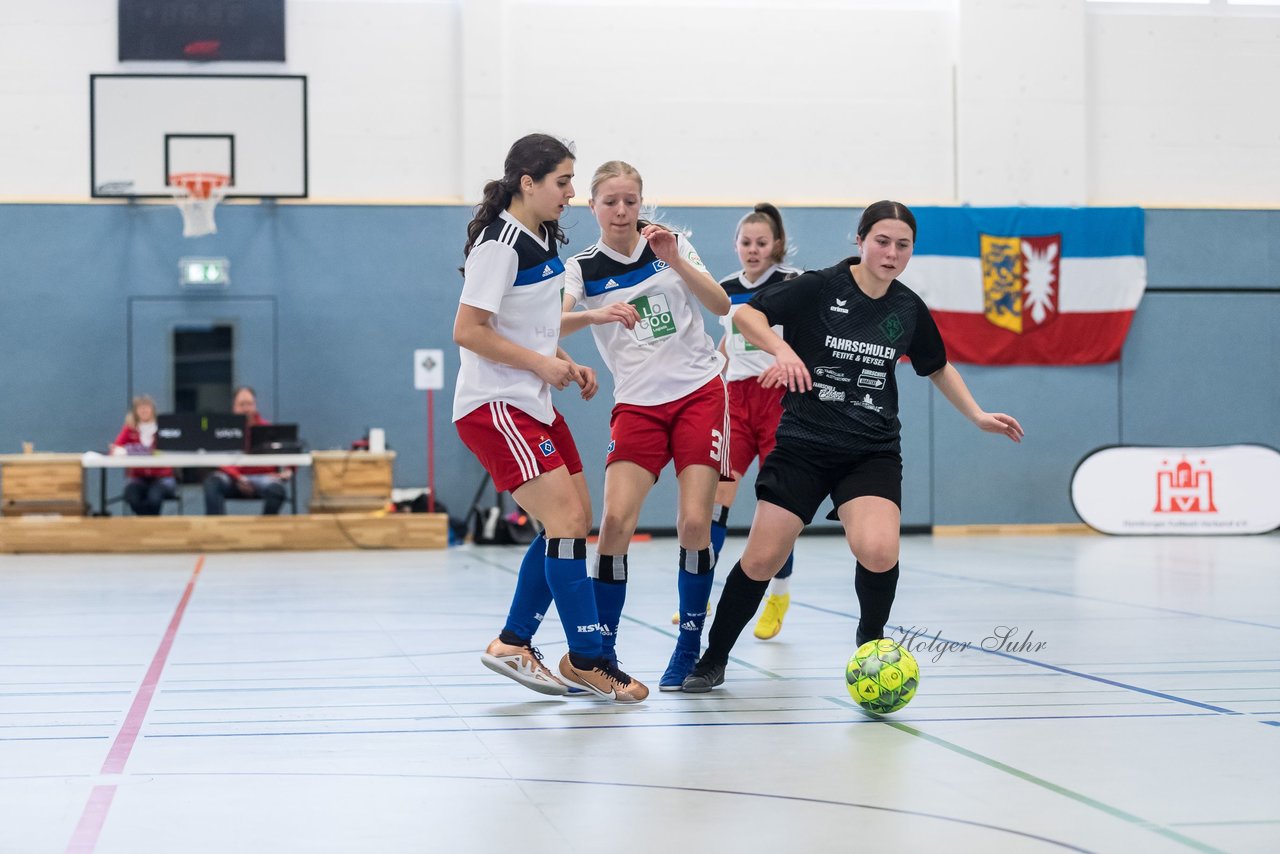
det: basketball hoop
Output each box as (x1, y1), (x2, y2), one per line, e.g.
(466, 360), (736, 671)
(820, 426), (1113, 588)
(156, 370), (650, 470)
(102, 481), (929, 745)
(168, 172), (230, 238)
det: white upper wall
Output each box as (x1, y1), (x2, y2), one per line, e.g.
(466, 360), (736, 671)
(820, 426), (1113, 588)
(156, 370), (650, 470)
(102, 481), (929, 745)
(0, 0), (1277, 206)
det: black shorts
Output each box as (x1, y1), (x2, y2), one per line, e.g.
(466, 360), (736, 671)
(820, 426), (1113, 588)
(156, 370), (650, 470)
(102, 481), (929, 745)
(755, 438), (902, 524)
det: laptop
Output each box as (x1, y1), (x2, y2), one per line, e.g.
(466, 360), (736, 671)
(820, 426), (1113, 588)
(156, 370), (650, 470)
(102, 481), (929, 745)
(155, 414), (248, 452)
(248, 423), (301, 454)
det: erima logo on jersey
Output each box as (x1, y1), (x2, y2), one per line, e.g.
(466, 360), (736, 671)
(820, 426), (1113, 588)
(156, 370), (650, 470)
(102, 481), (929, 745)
(538, 438), (555, 457)
(542, 264), (555, 277)
(829, 301), (849, 314)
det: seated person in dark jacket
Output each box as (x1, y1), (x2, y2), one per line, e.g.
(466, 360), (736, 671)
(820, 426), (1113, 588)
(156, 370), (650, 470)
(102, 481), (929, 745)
(203, 386), (290, 515)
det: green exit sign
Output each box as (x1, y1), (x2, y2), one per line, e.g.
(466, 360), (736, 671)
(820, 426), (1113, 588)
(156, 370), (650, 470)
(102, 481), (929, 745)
(179, 257), (229, 287)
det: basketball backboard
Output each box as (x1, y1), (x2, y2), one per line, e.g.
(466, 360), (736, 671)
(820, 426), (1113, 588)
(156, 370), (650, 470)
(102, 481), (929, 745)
(90, 74), (307, 198)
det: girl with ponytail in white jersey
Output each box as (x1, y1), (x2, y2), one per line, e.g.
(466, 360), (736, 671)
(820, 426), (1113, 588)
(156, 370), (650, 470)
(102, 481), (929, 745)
(453, 134), (647, 703)
(561, 160), (732, 691)
(711, 203), (803, 641)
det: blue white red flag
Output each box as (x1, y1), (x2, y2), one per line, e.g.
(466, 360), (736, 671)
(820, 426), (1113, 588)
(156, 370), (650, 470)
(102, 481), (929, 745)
(905, 207), (1146, 365)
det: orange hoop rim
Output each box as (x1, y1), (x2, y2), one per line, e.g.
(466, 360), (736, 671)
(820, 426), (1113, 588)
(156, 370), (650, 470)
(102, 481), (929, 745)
(168, 172), (231, 200)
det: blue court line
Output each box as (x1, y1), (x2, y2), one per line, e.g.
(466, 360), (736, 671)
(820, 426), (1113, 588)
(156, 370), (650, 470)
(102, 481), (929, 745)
(1263, 720), (1280, 727)
(795, 601), (1246, 716)
(0, 689), (132, 698)
(126, 709), (1227, 740)
(169, 647), (483, 666)
(908, 564), (1280, 631)
(159, 683), (434, 694)
(0, 708), (1241, 743)
(0, 735), (109, 742)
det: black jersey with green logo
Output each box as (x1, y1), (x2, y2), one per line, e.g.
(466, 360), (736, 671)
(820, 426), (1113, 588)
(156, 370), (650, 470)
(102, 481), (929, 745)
(749, 257), (947, 452)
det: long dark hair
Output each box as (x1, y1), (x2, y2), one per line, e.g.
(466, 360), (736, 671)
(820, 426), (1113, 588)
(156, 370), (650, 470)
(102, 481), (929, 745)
(856, 200), (917, 241)
(737, 202), (787, 264)
(462, 134), (575, 263)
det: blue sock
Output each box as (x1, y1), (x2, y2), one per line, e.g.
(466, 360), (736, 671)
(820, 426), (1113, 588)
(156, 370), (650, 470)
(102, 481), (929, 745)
(777, 550), (794, 580)
(676, 546), (715, 650)
(545, 538), (603, 659)
(500, 532), (551, 642)
(592, 554), (628, 662)
(709, 504), (729, 567)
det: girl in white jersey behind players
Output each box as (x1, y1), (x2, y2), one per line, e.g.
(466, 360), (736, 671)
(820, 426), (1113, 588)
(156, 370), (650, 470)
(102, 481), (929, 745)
(713, 204), (802, 641)
(561, 160), (732, 691)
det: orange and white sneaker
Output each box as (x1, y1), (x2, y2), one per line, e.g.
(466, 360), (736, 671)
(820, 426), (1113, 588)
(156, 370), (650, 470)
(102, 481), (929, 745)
(481, 638), (569, 696)
(558, 653), (649, 703)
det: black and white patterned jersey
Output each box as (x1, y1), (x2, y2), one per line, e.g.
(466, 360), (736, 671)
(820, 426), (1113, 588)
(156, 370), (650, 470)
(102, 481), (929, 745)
(749, 257), (947, 452)
(564, 233), (724, 406)
(718, 264), (801, 382)
(452, 210), (566, 425)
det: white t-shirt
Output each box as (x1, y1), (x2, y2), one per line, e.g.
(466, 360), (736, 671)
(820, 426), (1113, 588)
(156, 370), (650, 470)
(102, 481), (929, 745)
(718, 264), (801, 382)
(452, 210), (566, 425)
(564, 233), (724, 406)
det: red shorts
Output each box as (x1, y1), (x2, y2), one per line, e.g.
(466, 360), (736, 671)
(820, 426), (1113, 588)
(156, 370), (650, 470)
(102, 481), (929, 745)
(608, 376), (732, 481)
(455, 402), (583, 493)
(727, 377), (785, 478)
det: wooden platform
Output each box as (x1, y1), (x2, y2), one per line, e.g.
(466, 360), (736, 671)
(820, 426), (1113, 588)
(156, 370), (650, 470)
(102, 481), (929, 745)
(932, 522), (1094, 536)
(0, 512), (448, 554)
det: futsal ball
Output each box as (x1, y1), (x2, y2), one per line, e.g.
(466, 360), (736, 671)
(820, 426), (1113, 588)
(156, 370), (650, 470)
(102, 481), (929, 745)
(845, 638), (919, 714)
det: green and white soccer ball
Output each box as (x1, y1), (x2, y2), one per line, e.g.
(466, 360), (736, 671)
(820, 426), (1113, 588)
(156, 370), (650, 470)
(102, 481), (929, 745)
(846, 638), (919, 714)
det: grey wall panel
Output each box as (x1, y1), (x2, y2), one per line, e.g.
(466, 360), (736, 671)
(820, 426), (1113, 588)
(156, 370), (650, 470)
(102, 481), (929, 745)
(1120, 292), (1280, 446)
(1, 205), (1274, 526)
(931, 364), (1121, 525)
(1146, 210), (1279, 289)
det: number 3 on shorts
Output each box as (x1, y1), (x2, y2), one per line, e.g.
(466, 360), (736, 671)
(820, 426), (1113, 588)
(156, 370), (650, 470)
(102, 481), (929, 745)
(710, 428), (724, 463)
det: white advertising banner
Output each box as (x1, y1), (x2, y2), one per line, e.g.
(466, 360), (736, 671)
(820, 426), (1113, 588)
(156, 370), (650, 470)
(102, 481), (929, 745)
(1071, 445), (1280, 535)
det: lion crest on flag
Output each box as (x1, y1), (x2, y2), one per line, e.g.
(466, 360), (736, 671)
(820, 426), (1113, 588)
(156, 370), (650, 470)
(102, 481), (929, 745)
(980, 233), (1062, 334)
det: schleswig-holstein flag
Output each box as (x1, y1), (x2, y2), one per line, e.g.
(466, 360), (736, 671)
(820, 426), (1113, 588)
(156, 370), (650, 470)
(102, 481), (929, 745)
(904, 207), (1146, 365)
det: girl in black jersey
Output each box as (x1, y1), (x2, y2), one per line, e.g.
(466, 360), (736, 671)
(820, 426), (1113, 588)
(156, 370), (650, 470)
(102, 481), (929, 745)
(682, 201), (1024, 692)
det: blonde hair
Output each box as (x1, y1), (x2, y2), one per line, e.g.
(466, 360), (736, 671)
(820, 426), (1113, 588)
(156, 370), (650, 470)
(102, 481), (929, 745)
(589, 160), (686, 237)
(590, 160), (643, 199)
(124, 394), (157, 429)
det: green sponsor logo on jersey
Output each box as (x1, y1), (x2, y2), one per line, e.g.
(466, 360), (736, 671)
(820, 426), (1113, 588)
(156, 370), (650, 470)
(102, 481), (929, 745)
(731, 318), (759, 351)
(880, 313), (905, 343)
(631, 293), (677, 341)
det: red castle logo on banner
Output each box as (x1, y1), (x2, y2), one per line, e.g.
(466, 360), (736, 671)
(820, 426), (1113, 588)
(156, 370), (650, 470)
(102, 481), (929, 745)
(980, 233), (1062, 335)
(1154, 457), (1217, 514)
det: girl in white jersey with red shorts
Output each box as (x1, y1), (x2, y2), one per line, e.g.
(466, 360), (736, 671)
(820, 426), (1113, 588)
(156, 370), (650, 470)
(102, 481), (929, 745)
(713, 203), (802, 641)
(561, 160), (732, 691)
(453, 135), (647, 703)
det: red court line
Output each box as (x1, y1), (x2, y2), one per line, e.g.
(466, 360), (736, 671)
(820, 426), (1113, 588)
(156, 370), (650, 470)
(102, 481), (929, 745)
(65, 555), (206, 854)
(65, 786), (116, 854)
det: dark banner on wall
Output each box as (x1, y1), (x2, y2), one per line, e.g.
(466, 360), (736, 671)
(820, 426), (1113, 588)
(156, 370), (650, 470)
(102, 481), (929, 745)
(908, 208), (1146, 365)
(118, 0), (285, 61)
(1071, 445), (1280, 535)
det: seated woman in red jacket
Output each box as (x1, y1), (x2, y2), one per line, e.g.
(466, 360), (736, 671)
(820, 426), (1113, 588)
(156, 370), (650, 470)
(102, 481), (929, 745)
(109, 394), (177, 516)
(203, 386), (289, 515)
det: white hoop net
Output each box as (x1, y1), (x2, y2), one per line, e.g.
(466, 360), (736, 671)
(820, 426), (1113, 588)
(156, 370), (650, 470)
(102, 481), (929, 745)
(168, 173), (230, 238)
